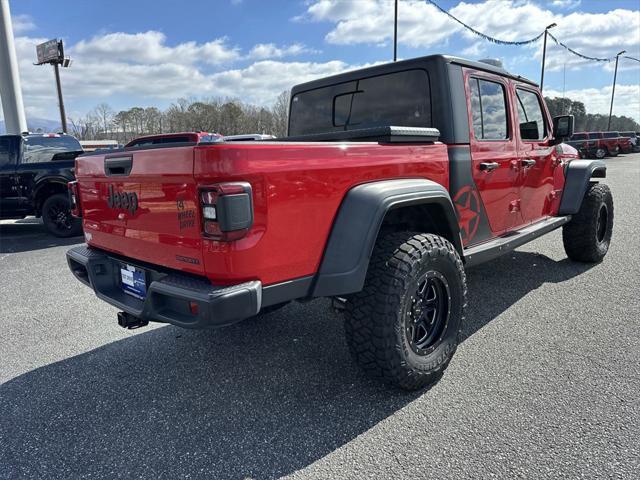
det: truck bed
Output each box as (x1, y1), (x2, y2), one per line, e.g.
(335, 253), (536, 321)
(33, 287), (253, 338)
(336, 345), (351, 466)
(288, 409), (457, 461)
(75, 140), (449, 286)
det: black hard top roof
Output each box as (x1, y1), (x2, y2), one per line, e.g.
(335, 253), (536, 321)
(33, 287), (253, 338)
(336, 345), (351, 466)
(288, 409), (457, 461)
(291, 54), (538, 93)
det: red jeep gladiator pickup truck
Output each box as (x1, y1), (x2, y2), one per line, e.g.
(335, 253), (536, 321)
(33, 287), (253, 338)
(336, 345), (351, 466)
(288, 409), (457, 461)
(67, 55), (613, 390)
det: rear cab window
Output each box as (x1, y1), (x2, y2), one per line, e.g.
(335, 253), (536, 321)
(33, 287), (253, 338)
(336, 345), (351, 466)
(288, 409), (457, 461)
(22, 135), (83, 164)
(571, 133), (588, 140)
(288, 69), (432, 136)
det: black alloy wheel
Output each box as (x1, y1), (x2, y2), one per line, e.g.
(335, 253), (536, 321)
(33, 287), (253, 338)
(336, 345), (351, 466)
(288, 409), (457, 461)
(405, 271), (451, 356)
(42, 193), (82, 237)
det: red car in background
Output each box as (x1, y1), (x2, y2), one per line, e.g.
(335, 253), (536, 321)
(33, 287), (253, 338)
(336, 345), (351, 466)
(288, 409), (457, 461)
(588, 132), (619, 157)
(605, 131), (633, 154)
(124, 132), (222, 148)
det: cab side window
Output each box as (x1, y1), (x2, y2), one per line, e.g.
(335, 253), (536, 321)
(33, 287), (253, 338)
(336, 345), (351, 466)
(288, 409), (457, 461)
(468, 78), (509, 141)
(516, 88), (547, 141)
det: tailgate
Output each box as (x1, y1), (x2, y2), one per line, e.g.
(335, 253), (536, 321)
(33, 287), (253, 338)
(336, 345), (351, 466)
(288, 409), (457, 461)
(76, 146), (205, 274)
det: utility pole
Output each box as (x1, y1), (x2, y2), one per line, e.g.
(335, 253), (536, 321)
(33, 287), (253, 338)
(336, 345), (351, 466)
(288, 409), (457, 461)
(393, 0), (398, 62)
(539, 23), (557, 92)
(0, 0), (28, 134)
(608, 50), (626, 131)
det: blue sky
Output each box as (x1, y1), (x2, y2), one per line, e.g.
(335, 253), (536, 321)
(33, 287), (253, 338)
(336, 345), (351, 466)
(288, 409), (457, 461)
(4, 0), (640, 123)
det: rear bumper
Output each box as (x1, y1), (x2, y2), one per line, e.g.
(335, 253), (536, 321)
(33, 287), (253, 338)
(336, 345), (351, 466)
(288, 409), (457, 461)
(66, 245), (261, 328)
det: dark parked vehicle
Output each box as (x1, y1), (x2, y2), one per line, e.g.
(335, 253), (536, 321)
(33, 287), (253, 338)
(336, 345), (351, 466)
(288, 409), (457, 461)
(567, 132), (596, 158)
(0, 133), (83, 237)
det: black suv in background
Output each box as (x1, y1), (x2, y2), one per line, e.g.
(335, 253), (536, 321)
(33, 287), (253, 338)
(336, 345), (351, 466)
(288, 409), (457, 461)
(0, 133), (83, 237)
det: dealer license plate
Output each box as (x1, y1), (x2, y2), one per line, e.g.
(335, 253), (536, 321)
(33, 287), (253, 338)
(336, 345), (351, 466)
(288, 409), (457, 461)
(120, 264), (147, 300)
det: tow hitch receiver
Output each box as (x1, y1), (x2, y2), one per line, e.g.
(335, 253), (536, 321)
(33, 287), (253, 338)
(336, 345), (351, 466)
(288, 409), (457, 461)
(117, 311), (149, 329)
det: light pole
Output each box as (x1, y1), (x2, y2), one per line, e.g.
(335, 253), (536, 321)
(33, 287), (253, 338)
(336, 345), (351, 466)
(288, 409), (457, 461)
(540, 22), (557, 92)
(0, 0), (28, 134)
(608, 50), (626, 131)
(393, 0), (398, 62)
(35, 39), (71, 133)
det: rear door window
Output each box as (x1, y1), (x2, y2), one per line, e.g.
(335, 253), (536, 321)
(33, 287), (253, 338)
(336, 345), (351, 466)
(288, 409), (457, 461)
(468, 78), (509, 140)
(289, 69), (431, 136)
(515, 89), (547, 141)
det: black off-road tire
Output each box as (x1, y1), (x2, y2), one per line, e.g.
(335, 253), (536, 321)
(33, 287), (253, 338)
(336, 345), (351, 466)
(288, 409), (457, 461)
(563, 183), (613, 263)
(607, 146), (619, 157)
(42, 193), (82, 238)
(595, 147), (606, 159)
(344, 232), (467, 391)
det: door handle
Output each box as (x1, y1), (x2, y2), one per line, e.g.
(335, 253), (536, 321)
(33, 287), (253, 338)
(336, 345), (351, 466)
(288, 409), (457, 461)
(521, 159), (536, 168)
(479, 162), (499, 172)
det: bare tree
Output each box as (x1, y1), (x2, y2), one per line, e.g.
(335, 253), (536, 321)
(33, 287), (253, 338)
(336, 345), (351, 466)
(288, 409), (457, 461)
(271, 91), (290, 137)
(77, 91), (294, 141)
(94, 103), (114, 138)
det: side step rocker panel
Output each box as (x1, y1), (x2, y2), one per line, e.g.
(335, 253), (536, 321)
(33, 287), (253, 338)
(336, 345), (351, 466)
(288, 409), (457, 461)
(464, 216), (571, 268)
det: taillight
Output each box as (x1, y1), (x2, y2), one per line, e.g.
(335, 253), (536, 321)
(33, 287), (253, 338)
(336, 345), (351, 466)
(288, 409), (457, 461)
(199, 182), (253, 241)
(68, 181), (81, 217)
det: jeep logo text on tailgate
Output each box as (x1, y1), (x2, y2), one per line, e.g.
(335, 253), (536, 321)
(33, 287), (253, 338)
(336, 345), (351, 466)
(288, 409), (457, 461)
(107, 184), (138, 214)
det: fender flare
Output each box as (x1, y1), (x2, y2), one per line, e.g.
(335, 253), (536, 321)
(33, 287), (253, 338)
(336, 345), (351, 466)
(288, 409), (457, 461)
(31, 176), (71, 211)
(311, 179), (461, 298)
(558, 160), (606, 215)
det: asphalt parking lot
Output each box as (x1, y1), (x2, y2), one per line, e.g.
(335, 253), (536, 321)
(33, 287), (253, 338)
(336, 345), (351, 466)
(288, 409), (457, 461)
(1, 154), (639, 479)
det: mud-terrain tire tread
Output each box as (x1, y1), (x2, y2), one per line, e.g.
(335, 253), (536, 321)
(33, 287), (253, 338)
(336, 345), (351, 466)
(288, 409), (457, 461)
(563, 183), (613, 263)
(344, 232), (467, 391)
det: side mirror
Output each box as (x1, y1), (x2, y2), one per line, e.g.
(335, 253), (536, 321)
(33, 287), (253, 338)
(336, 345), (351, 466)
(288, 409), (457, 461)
(552, 115), (574, 143)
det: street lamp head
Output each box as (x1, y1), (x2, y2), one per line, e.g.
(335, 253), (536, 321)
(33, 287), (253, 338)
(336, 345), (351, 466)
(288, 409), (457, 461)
(546, 23), (557, 30)
(617, 50), (626, 56)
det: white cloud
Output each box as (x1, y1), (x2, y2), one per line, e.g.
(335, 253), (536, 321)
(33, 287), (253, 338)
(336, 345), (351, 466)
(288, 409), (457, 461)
(301, 0), (639, 71)
(11, 14), (35, 34)
(73, 31), (240, 65)
(542, 9), (640, 71)
(545, 84), (640, 121)
(461, 42), (486, 58)
(304, 0), (459, 47)
(9, 33), (359, 119)
(5, 1), (638, 123)
(248, 43), (319, 59)
(207, 60), (358, 103)
(550, 0), (581, 10)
